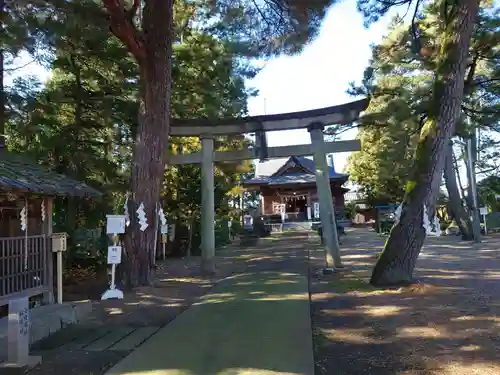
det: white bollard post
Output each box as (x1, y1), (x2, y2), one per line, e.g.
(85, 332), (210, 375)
(0, 297), (41, 372)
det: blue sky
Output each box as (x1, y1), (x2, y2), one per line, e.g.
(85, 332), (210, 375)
(7, 1), (395, 175)
(246, 1), (394, 173)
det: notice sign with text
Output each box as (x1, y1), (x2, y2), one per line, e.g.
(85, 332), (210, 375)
(107, 245), (122, 264)
(106, 215), (126, 235)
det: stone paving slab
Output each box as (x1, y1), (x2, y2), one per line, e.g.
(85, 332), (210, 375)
(105, 270), (314, 375)
(66, 327), (114, 350)
(108, 327), (159, 351)
(84, 327), (135, 351)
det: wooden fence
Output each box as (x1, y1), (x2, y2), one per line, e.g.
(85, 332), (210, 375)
(0, 235), (52, 306)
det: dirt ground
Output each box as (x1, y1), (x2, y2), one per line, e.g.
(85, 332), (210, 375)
(310, 228), (500, 375)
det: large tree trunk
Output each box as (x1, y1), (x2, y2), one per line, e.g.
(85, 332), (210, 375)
(0, 10), (4, 150)
(370, 0), (480, 286)
(104, 0), (174, 287)
(444, 141), (473, 239)
(129, 0), (173, 287)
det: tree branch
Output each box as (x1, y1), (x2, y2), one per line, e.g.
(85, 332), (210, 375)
(474, 78), (500, 86)
(463, 51), (479, 95)
(477, 165), (500, 176)
(462, 105), (500, 116)
(4, 59), (36, 72)
(127, 0), (140, 22)
(102, 0), (146, 65)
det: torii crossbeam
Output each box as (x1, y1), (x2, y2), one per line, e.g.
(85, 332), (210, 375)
(170, 98), (369, 136)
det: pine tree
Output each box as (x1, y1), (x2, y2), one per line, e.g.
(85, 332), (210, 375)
(5, 0), (259, 284)
(348, 2), (499, 246)
(363, 0), (481, 285)
(100, 0), (336, 285)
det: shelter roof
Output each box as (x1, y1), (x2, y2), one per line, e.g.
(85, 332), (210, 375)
(0, 152), (102, 197)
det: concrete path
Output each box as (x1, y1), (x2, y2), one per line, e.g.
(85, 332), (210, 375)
(105, 237), (314, 375)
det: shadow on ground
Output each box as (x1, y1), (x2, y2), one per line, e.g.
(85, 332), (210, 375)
(310, 228), (500, 375)
(27, 229), (500, 375)
(105, 270), (314, 375)
(28, 233), (312, 375)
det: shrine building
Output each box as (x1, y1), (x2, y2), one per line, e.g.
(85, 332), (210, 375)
(243, 154), (349, 222)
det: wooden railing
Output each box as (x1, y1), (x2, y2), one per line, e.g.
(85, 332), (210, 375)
(0, 235), (51, 306)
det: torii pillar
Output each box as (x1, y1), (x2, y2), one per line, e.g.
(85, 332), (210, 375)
(308, 122), (342, 269)
(200, 134), (216, 274)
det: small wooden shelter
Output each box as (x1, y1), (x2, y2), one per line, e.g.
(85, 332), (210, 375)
(0, 152), (101, 306)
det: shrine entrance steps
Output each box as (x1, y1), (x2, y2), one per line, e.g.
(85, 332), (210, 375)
(283, 221), (315, 232)
(265, 221), (317, 233)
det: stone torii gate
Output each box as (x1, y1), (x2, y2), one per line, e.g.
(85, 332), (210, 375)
(167, 98), (370, 273)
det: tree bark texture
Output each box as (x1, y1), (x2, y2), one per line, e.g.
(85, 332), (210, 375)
(444, 141), (472, 240)
(370, 0), (480, 286)
(0, 0), (5, 149)
(103, 0), (173, 287)
(0, 48), (4, 149)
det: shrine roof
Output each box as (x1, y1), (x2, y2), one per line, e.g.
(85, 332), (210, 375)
(243, 156), (348, 186)
(0, 151), (103, 197)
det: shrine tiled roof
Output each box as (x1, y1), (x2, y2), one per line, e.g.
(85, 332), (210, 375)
(244, 156), (349, 186)
(244, 173), (348, 186)
(0, 151), (103, 197)
(244, 173), (315, 186)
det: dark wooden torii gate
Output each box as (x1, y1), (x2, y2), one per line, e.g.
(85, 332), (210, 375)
(167, 98), (370, 273)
